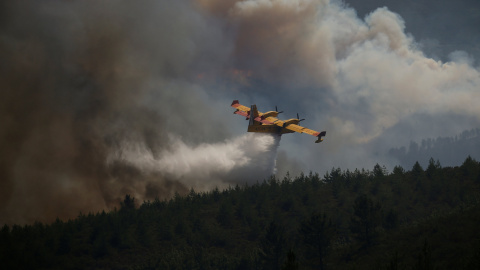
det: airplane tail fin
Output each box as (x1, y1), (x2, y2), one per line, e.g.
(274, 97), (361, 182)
(315, 131), (326, 143)
(251, 105), (260, 118)
(249, 105), (259, 126)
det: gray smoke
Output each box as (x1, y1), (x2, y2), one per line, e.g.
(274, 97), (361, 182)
(1, 0), (479, 224)
(0, 0), (239, 224)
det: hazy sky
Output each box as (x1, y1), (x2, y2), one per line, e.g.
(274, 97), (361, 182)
(1, 0), (479, 224)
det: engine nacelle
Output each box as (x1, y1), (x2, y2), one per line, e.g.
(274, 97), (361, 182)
(282, 119), (301, 127)
(261, 111), (280, 118)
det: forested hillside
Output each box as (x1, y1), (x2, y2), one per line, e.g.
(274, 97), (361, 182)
(389, 128), (480, 168)
(1, 157), (480, 269)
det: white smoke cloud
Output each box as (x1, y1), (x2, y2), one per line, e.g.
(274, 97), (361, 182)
(326, 6), (480, 165)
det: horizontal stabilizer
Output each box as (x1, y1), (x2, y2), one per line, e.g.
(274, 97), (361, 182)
(315, 131), (326, 143)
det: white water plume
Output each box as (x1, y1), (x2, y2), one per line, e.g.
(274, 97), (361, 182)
(109, 133), (281, 193)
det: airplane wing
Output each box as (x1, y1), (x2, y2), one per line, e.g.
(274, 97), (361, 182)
(285, 124), (327, 143)
(231, 100), (251, 118)
(231, 100), (250, 113)
(231, 100), (272, 124)
(261, 116), (277, 125)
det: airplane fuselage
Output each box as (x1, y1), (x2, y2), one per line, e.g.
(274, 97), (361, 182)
(247, 122), (296, 134)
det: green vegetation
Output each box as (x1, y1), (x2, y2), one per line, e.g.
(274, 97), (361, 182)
(1, 157), (480, 269)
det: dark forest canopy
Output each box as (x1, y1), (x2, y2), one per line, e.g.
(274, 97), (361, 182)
(1, 156), (480, 269)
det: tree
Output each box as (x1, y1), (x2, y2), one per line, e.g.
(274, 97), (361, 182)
(216, 202), (233, 227)
(120, 194), (136, 211)
(261, 221), (286, 270)
(415, 239), (433, 270)
(411, 161), (424, 181)
(383, 209), (399, 230)
(392, 165), (405, 176)
(426, 158), (441, 179)
(351, 194), (381, 246)
(299, 213), (333, 270)
(212, 187), (221, 202)
(324, 167), (342, 183)
(461, 156), (479, 181)
(282, 250), (299, 270)
(373, 163), (388, 178)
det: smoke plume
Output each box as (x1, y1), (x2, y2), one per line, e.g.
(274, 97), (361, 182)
(1, 0), (480, 224)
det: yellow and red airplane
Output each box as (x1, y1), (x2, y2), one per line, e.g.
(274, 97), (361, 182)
(231, 100), (326, 143)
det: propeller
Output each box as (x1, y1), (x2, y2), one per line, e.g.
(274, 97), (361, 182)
(297, 113), (305, 122)
(275, 106), (284, 114)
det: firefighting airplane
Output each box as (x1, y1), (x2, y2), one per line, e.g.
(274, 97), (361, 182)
(231, 100), (326, 143)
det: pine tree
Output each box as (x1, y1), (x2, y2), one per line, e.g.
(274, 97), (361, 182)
(351, 194), (381, 246)
(261, 221), (286, 270)
(300, 213), (333, 270)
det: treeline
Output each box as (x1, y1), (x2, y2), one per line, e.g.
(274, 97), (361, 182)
(1, 157), (480, 269)
(389, 128), (480, 168)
